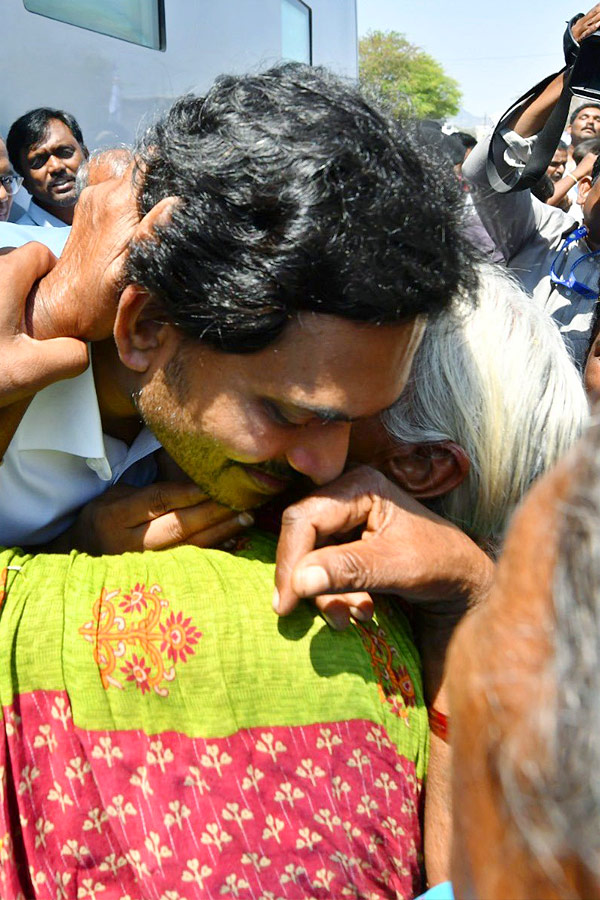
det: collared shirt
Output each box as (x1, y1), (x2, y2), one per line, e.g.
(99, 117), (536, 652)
(16, 200), (69, 228)
(0, 360), (160, 547)
(463, 131), (598, 368)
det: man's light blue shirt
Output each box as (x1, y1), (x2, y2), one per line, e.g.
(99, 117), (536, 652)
(0, 220), (70, 256)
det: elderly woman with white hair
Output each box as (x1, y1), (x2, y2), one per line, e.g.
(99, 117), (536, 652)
(349, 260), (588, 551)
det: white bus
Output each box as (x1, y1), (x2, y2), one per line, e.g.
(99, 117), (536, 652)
(2, 0), (358, 149)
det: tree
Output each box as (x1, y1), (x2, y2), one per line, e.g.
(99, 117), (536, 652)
(359, 30), (461, 121)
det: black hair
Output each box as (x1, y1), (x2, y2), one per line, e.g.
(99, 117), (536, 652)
(570, 102), (600, 125)
(574, 136), (600, 166)
(455, 131), (477, 150)
(591, 154), (600, 184)
(127, 63), (475, 353)
(6, 107), (85, 175)
(531, 173), (555, 203)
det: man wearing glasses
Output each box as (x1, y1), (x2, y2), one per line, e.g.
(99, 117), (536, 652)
(0, 137), (22, 223)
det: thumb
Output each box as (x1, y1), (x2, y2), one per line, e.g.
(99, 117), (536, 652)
(15, 338), (89, 397)
(281, 541), (378, 613)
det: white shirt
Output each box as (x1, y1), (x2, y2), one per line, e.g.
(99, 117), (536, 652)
(16, 200), (69, 228)
(0, 358), (160, 547)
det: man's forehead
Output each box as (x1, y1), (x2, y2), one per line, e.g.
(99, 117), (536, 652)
(27, 119), (75, 154)
(0, 142), (10, 172)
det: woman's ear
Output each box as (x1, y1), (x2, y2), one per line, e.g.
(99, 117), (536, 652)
(113, 284), (174, 373)
(386, 441), (470, 499)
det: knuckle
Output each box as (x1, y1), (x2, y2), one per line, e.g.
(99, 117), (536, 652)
(149, 484), (172, 516)
(336, 550), (369, 591)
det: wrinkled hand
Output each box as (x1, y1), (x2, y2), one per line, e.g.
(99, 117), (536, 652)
(273, 466), (494, 630)
(0, 242), (88, 406)
(62, 481), (254, 555)
(28, 153), (176, 342)
(572, 4), (600, 42)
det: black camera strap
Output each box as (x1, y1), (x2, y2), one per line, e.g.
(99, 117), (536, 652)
(486, 15), (583, 194)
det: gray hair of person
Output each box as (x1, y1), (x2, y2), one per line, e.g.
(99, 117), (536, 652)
(549, 413), (600, 882)
(75, 146), (133, 197)
(384, 262), (588, 545)
(496, 414), (600, 889)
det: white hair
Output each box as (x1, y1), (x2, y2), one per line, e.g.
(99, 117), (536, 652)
(385, 262), (589, 545)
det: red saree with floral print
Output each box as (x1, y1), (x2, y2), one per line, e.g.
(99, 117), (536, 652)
(0, 531), (428, 899)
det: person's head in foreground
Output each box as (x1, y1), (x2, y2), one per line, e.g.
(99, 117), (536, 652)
(99, 63), (473, 511)
(349, 262), (588, 549)
(0, 136), (21, 222)
(6, 106), (87, 224)
(448, 410), (600, 900)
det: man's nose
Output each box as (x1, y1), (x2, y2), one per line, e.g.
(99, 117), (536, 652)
(285, 421), (351, 486)
(0, 183), (8, 203)
(47, 155), (66, 174)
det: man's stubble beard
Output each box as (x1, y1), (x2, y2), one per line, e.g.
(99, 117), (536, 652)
(131, 350), (295, 510)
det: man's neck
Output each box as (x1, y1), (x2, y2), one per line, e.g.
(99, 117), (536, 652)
(92, 339), (143, 444)
(33, 198), (74, 225)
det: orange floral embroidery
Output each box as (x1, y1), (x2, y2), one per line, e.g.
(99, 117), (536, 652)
(78, 583), (202, 696)
(355, 622), (416, 724)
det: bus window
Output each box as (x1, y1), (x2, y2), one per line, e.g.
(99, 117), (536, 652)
(281, 0), (312, 65)
(22, 0), (165, 50)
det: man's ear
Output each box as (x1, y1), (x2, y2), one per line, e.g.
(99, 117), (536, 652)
(113, 284), (174, 373)
(386, 441), (470, 499)
(577, 174), (592, 206)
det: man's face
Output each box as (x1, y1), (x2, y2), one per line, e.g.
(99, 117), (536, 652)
(0, 139), (14, 222)
(569, 107), (600, 146)
(133, 313), (424, 510)
(547, 147), (567, 182)
(20, 118), (86, 212)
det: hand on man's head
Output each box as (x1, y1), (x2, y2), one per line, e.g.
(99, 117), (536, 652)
(27, 152), (177, 343)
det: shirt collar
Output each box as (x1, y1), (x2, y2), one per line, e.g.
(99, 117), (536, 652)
(17, 359), (107, 458)
(26, 200), (69, 228)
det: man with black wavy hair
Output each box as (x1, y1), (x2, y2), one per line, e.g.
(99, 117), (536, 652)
(0, 64), (474, 553)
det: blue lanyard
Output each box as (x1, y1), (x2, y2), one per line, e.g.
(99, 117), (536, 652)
(550, 225), (600, 299)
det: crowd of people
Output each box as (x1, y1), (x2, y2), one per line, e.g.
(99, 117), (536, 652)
(1, 8), (600, 900)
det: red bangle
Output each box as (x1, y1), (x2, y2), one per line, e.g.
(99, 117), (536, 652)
(428, 706), (450, 743)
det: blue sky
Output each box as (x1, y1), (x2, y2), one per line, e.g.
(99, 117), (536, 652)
(356, 0), (581, 120)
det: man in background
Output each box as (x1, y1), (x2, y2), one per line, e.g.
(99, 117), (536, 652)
(7, 107), (87, 227)
(0, 136), (21, 222)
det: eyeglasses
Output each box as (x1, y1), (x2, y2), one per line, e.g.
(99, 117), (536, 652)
(0, 174), (23, 196)
(550, 225), (600, 299)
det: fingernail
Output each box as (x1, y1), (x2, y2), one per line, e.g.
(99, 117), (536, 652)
(349, 606), (372, 623)
(298, 565), (329, 596)
(322, 610), (348, 631)
(272, 587), (280, 613)
(237, 511), (254, 527)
